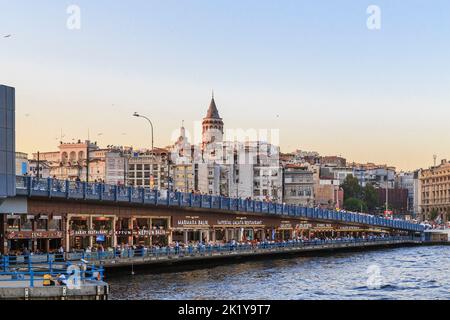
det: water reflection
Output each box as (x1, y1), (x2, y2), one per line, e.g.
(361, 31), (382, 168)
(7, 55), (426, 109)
(109, 246), (450, 300)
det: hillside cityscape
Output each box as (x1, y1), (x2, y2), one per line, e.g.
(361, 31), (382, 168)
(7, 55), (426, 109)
(16, 95), (447, 228)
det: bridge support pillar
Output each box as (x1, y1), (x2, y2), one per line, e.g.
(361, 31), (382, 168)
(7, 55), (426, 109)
(183, 231), (188, 245)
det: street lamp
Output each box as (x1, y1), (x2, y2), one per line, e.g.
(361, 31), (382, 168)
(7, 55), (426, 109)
(133, 112), (156, 190)
(133, 112), (154, 152)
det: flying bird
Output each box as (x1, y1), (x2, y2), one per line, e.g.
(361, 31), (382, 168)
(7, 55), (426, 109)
(3, 35), (11, 38)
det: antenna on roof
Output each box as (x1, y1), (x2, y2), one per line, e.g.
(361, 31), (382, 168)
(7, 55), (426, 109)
(433, 154), (437, 167)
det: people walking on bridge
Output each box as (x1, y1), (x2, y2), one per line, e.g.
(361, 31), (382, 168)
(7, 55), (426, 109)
(57, 245), (65, 261)
(23, 247), (30, 263)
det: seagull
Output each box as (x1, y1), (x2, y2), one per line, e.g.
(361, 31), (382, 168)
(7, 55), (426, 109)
(3, 35), (11, 38)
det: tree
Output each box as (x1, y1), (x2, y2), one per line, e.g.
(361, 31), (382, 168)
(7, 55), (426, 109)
(363, 183), (378, 212)
(429, 209), (440, 221)
(344, 197), (368, 212)
(341, 175), (362, 201)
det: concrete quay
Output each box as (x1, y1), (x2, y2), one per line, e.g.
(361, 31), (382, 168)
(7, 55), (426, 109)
(0, 279), (109, 300)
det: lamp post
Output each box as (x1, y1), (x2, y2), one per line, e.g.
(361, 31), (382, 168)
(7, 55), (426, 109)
(133, 113), (155, 190)
(133, 112), (154, 152)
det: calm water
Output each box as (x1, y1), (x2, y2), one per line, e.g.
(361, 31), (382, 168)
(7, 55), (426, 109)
(109, 246), (450, 300)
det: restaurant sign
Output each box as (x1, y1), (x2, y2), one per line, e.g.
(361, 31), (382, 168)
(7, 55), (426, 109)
(216, 219), (264, 227)
(176, 216), (209, 227)
(336, 225), (365, 231)
(312, 223), (334, 231)
(69, 230), (113, 237)
(116, 229), (168, 236)
(295, 222), (313, 230)
(7, 231), (64, 240)
(279, 221), (293, 229)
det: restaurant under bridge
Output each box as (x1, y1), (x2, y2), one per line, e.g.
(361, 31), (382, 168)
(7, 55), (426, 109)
(0, 176), (424, 254)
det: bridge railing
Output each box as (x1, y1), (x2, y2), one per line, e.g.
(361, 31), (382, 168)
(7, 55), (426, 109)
(0, 253), (105, 288)
(61, 236), (421, 263)
(15, 176), (425, 233)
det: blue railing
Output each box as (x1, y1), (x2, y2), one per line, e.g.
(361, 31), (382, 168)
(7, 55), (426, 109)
(61, 236), (421, 263)
(0, 253), (105, 288)
(15, 176), (425, 233)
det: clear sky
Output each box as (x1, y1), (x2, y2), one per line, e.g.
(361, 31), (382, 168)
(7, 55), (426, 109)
(1, 0), (449, 171)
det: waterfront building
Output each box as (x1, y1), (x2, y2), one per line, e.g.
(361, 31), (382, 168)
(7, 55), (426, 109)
(419, 159), (450, 223)
(413, 170), (422, 218)
(319, 165), (354, 186)
(396, 171), (415, 215)
(31, 142), (131, 184)
(281, 150), (320, 166)
(377, 188), (409, 215)
(314, 184), (344, 209)
(172, 163), (195, 192)
(127, 148), (171, 189)
(197, 162), (222, 195)
(283, 164), (314, 206)
(350, 163), (396, 189)
(33, 140), (101, 181)
(170, 124), (196, 193)
(15, 152), (29, 176)
(28, 159), (51, 179)
(105, 149), (128, 186)
(253, 160), (283, 202)
(320, 156), (347, 167)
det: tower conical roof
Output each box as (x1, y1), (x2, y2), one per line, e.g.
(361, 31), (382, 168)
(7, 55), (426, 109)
(205, 97), (221, 119)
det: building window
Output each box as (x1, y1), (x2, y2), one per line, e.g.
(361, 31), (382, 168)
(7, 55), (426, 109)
(20, 216), (33, 231)
(36, 218), (48, 231)
(48, 218), (62, 231)
(7, 218), (20, 231)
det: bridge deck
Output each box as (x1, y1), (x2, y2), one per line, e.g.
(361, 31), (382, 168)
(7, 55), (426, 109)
(15, 176), (424, 233)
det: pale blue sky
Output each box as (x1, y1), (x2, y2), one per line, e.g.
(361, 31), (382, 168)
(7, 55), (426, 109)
(0, 0), (449, 170)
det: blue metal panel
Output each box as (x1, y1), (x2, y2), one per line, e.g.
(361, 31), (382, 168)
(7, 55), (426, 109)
(313, 209), (319, 219)
(300, 207), (306, 217)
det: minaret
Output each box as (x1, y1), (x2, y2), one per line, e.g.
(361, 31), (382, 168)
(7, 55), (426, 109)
(202, 92), (224, 147)
(179, 120), (186, 142)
